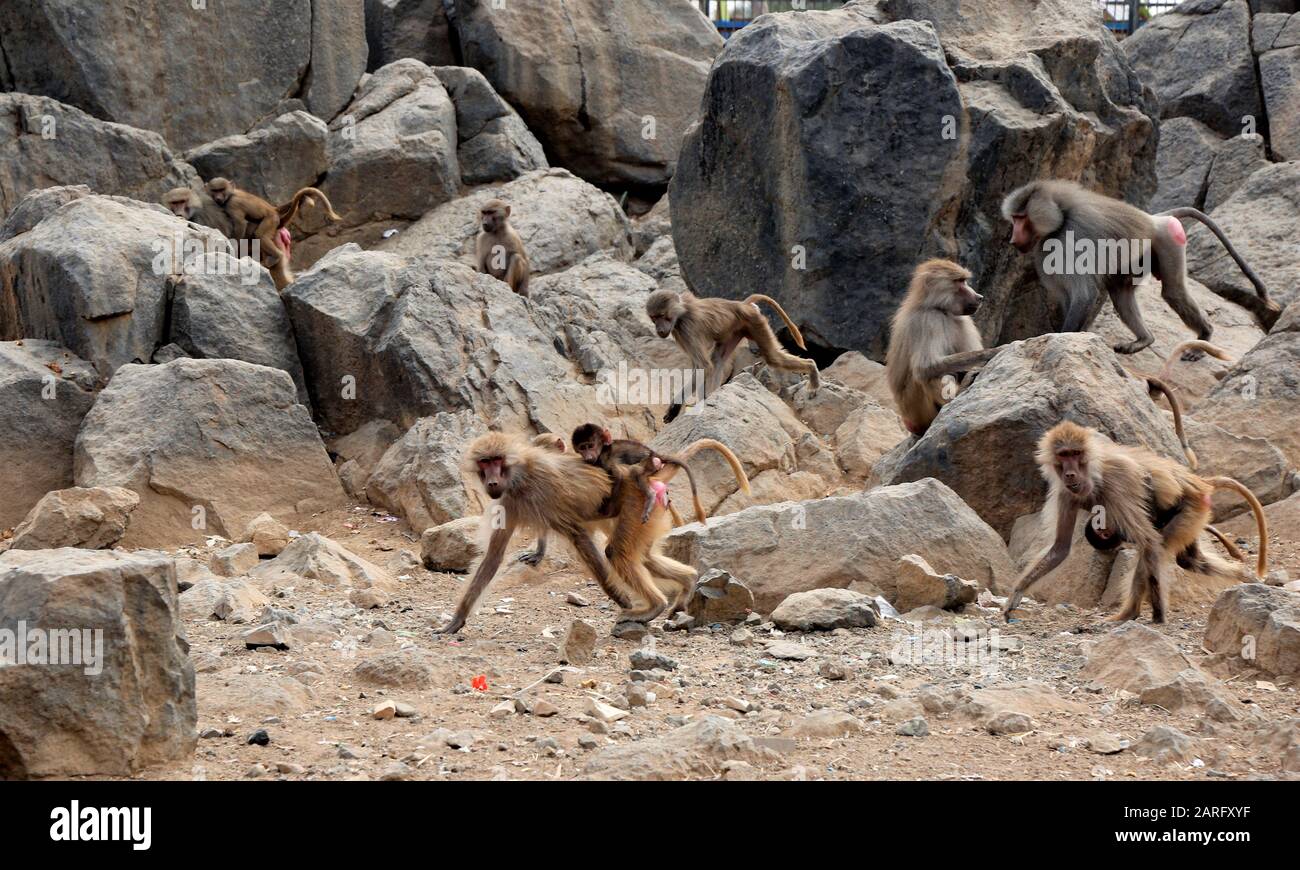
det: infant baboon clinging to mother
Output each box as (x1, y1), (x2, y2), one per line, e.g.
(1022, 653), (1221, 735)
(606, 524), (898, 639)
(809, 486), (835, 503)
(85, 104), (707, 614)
(1004, 421), (1268, 624)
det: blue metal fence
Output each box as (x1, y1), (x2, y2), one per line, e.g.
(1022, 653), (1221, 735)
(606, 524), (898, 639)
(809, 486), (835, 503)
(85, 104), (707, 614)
(700, 1), (1181, 38)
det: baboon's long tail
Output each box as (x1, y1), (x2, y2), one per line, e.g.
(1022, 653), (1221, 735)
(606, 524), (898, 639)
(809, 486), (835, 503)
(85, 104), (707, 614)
(1205, 524), (1245, 562)
(278, 187), (343, 225)
(661, 459), (707, 525)
(679, 438), (752, 496)
(1164, 207), (1279, 327)
(745, 294), (806, 350)
(1159, 340), (1234, 383)
(1205, 476), (1268, 578)
(1143, 376), (1197, 469)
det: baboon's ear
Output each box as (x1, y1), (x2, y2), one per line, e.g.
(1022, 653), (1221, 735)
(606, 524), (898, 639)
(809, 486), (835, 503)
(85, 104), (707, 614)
(503, 205), (512, 218)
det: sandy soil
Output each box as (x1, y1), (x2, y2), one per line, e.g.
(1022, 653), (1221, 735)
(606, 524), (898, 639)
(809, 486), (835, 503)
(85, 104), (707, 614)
(102, 502), (1299, 782)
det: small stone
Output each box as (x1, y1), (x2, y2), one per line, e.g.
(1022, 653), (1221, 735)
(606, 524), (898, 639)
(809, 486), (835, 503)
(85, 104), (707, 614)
(246, 763), (268, 778)
(625, 684), (651, 708)
(276, 762), (306, 775)
(729, 628), (754, 646)
(247, 729), (270, 746)
(379, 761), (412, 781)
(337, 743), (366, 759)
(985, 711), (1034, 736)
(211, 542), (259, 577)
(722, 696), (755, 713)
(394, 701), (417, 718)
(350, 588), (390, 609)
(533, 699), (560, 717)
(896, 717), (929, 737)
(490, 701), (515, 719)
(629, 649), (678, 671)
(373, 701), (398, 720)
(664, 611), (695, 631)
(610, 621), (648, 641)
(744, 612), (763, 625)
(818, 661), (851, 681)
(685, 568), (755, 623)
(578, 734), (599, 750)
(560, 619), (598, 665)
(763, 639), (817, 661)
(242, 621), (292, 650)
(566, 592), (591, 607)
(1086, 733), (1126, 755)
(243, 512), (290, 557)
(199, 727), (224, 739)
(586, 697), (629, 723)
(770, 588), (878, 631)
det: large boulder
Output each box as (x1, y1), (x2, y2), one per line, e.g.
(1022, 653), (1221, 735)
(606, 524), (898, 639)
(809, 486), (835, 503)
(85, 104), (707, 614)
(672, 0), (1157, 357)
(0, 549), (196, 778)
(1205, 584), (1300, 676)
(0, 194), (228, 377)
(0, 0), (361, 151)
(73, 359), (345, 547)
(365, 0), (458, 69)
(873, 334), (1185, 537)
(170, 252), (308, 401)
(7, 486), (140, 551)
(0, 340), (98, 531)
(1179, 418), (1293, 519)
(0, 94), (196, 217)
(377, 168), (633, 275)
(1186, 161), (1300, 312)
(183, 111), (330, 204)
(433, 66), (549, 186)
(325, 59), (460, 222)
(663, 479), (1013, 611)
(649, 374), (829, 515)
(1193, 330), (1300, 467)
(302, 0), (370, 123)
(284, 247), (655, 440)
(1149, 117), (1267, 213)
(1260, 44), (1300, 160)
(365, 411), (485, 533)
(1123, 0), (1261, 139)
(453, 0), (723, 188)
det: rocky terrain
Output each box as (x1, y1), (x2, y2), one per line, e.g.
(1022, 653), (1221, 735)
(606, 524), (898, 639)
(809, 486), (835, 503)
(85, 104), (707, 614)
(0, 0), (1298, 781)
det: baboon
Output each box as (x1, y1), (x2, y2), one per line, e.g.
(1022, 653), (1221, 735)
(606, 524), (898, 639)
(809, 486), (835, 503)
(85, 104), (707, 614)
(1004, 421), (1268, 624)
(885, 259), (1004, 435)
(437, 432), (694, 632)
(163, 187), (234, 237)
(206, 177), (341, 290)
(475, 199), (530, 296)
(1002, 180), (1279, 354)
(646, 288), (819, 422)
(570, 423), (750, 525)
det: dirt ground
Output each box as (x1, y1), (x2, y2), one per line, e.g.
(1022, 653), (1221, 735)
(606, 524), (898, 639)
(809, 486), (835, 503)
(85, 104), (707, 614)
(107, 502), (1299, 782)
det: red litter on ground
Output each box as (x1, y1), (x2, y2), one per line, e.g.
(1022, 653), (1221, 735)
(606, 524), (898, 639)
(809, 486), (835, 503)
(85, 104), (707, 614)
(471, 675), (488, 692)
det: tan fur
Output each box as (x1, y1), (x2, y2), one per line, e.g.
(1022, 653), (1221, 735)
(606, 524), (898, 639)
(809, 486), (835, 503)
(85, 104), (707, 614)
(646, 287), (819, 420)
(475, 199), (530, 296)
(442, 432), (697, 632)
(163, 187), (234, 237)
(206, 178), (340, 290)
(1006, 421), (1267, 624)
(1141, 376), (1197, 469)
(885, 259), (987, 435)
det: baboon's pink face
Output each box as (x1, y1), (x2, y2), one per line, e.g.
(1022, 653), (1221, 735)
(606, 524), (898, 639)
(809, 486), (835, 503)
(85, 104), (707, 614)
(1055, 449), (1091, 499)
(477, 457), (509, 498)
(1010, 214), (1038, 253)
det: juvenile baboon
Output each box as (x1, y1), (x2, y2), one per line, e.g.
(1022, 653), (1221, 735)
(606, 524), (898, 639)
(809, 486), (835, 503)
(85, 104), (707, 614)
(163, 187), (234, 237)
(206, 177), (341, 290)
(438, 432), (694, 632)
(1002, 180), (1279, 354)
(571, 423), (752, 525)
(885, 259), (1003, 435)
(475, 199), (530, 296)
(1004, 421), (1268, 624)
(646, 288), (819, 422)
